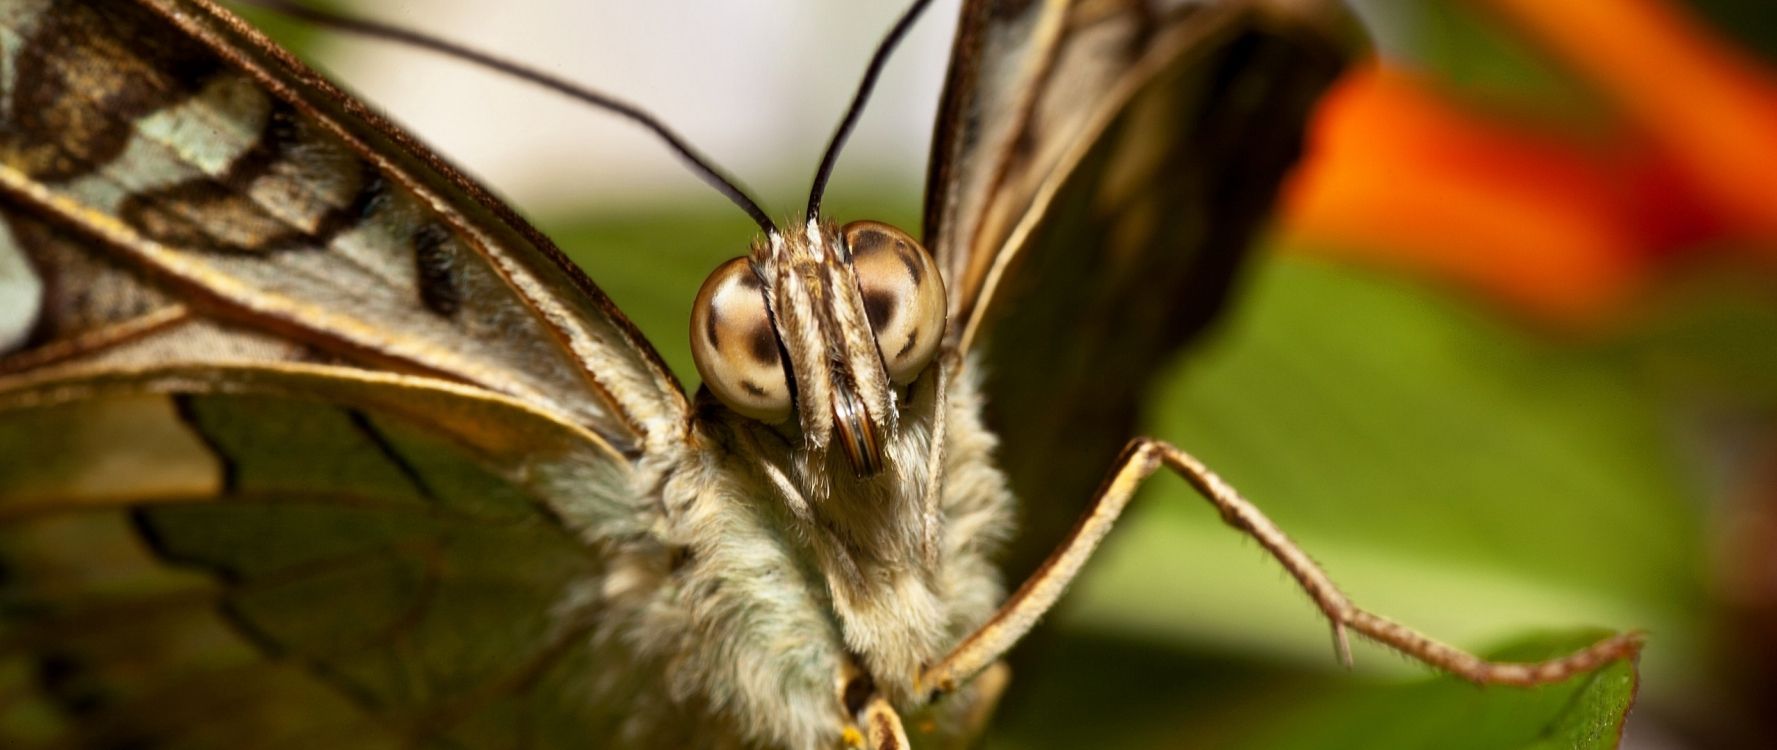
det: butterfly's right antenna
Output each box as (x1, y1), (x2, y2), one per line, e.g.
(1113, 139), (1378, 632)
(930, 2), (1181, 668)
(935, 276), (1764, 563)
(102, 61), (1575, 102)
(804, 0), (936, 222)
(232, 0), (780, 238)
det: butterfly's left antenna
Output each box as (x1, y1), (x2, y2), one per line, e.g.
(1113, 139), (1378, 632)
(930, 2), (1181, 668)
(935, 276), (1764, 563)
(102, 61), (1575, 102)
(231, 0), (780, 238)
(803, 0), (937, 223)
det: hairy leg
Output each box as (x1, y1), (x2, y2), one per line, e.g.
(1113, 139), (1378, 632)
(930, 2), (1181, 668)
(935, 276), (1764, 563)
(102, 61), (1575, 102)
(919, 438), (1644, 696)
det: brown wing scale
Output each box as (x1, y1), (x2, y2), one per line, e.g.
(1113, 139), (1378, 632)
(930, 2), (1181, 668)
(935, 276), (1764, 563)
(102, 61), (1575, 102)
(922, 0), (1358, 577)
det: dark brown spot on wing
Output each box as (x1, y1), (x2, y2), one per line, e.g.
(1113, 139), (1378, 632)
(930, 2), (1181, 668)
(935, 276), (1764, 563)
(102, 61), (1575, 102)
(2, 2), (219, 181)
(354, 170), (390, 220)
(118, 99), (389, 256)
(306, 163), (388, 246)
(244, 102), (304, 188)
(412, 223), (459, 317)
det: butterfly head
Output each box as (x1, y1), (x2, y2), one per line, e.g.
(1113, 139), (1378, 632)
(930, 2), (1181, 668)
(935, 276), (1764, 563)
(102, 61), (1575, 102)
(691, 218), (945, 476)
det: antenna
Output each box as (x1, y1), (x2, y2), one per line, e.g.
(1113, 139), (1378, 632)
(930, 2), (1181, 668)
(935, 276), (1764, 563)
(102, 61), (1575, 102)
(804, 0), (936, 222)
(232, 0), (780, 237)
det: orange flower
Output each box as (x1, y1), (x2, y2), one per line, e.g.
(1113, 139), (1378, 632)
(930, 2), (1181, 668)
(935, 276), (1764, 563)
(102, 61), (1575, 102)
(1489, 0), (1777, 240)
(1282, 0), (1777, 326)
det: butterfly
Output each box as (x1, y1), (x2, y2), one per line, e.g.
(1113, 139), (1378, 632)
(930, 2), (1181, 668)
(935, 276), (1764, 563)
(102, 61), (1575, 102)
(0, 0), (1643, 747)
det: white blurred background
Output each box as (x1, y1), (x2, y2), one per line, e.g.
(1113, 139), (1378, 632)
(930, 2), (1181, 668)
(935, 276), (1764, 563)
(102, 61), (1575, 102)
(303, 0), (965, 218)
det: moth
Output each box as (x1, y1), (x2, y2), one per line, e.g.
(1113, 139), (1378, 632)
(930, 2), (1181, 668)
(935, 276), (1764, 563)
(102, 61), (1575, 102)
(0, 0), (1642, 748)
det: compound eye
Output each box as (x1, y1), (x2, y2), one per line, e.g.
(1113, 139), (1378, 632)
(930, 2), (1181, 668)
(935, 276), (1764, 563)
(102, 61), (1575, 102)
(689, 257), (792, 422)
(844, 221), (945, 385)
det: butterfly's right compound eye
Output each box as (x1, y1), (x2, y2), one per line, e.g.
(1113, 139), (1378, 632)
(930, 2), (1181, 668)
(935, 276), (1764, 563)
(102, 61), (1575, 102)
(690, 257), (794, 422)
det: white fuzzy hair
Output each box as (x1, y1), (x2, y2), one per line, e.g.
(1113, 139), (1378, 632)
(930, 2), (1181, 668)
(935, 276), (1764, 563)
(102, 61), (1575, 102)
(569, 358), (1015, 748)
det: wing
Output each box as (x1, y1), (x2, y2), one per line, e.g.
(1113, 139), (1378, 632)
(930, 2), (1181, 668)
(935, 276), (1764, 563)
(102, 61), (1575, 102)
(0, 1), (674, 745)
(922, 0), (1357, 571)
(0, 0), (688, 455)
(0, 368), (656, 747)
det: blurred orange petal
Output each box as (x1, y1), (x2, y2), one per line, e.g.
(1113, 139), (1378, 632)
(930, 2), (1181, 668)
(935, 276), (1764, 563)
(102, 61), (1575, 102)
(1283, 64), (1646, 325)
(1482, 0), (1777, 244)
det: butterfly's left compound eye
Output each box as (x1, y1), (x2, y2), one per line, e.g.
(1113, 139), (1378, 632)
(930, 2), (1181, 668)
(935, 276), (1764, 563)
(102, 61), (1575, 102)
(844, 221), (945, 384)
(690, 257), (793, 422)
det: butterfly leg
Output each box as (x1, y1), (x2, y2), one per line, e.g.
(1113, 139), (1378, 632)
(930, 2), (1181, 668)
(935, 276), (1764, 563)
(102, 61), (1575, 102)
(847, 692), (908, 750)
(919, 354), (954, 569)
(918, 437), (1645, 698)
(951, 660), (1009, 747)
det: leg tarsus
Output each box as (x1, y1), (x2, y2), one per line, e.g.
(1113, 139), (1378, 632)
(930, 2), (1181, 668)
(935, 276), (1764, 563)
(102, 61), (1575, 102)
(1155, 439), (1645, 683)
(859, 693), (909, 750)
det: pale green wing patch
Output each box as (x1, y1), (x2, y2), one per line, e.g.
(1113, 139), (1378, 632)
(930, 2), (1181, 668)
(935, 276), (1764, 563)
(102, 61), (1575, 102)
(0, 367), (648, 748)
(0, 213), (38, 352)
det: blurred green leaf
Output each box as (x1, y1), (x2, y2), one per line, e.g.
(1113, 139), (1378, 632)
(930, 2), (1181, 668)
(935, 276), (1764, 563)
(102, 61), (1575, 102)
(1354, 0), (1609, 132)
(1606, 268), (1777, 408)
(1230, 631), (1640, 750)
(986, 629), (1638, 750)
(545, 204), (756, 389)
(1057, 251), (1701, 697)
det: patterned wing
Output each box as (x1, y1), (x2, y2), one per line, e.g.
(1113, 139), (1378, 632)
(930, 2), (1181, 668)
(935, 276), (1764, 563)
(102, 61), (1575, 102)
(0, 368), (654, 747)
(0, 0), (688, 455)
(0, 0), (676, 745)
(923, 0), (1357, 571)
